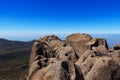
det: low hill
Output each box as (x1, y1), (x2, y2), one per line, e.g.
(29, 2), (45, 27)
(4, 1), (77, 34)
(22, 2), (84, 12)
(0, 38), (34, 80)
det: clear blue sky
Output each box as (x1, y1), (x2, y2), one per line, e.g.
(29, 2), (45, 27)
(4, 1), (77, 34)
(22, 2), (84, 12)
(0, 0), (120, 40)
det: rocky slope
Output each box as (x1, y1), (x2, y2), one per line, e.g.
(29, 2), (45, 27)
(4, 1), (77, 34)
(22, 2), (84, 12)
(0, 39), (34, 80)
(27, 33), (120, 80)
(0, 38), (34, 52)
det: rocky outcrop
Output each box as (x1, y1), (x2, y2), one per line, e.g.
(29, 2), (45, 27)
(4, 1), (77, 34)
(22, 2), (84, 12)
(85, 57), (118, 80)
(114, 44), (120, 50)
(31, 60), (83, 80)
(27, 33), (120, 80)
(66, 33), (108, 57)
(111, 50), (120, 65)
(66, 33), (92, 57)
(28, 35), (82, 80)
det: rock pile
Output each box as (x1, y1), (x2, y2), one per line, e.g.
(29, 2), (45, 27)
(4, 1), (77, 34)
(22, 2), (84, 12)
(27, 33), (120, 80)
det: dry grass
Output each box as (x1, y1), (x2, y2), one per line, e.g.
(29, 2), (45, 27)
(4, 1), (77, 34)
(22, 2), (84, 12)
(0, 48), (31, 80)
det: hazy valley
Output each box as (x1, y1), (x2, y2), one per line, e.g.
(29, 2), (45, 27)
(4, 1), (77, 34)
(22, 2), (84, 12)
(0, 39), (34, 80)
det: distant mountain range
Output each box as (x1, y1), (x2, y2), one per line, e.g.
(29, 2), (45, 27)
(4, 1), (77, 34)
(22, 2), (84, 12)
(0, 38), (34, 52)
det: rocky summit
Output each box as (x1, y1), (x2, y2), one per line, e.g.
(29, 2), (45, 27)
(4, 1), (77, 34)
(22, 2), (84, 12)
(27, 33), (120, 80)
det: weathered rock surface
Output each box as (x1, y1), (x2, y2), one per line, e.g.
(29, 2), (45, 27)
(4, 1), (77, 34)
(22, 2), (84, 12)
(114, 44), (120, 50)
(111, 50), (120, 65)
(31, 60), (84, 80)
(66, 33), (108, 57)
(66, 33), (92, 57)
(27, 33), (120, 80)
(92, 45), (110, 56)
(85, 57), (118, 80)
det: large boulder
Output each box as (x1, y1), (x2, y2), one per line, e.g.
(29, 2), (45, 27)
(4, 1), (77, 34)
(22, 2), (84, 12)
(76, 49), (120, 80)
(85, 57), (119, 80)
(87, 38), (108, 49)
(66, 33), (92, 57)
(29, 35), (63, 67)
(29, 41), (55, 67)
(56, 46), (78, 62)
(29, 60), (84, 80)
(111, 50), (120, 65)
(66, 33), (108, 57)
(114, 44), (120, 50)
(92, 45), (110, 56)
(75, 50), (98, 77)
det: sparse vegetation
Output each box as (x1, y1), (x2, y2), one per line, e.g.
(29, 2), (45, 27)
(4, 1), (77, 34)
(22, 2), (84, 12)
(0, 39), (33, 80)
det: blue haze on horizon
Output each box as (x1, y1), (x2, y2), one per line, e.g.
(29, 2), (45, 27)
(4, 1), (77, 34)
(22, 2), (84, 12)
(0, 0), (120, 42)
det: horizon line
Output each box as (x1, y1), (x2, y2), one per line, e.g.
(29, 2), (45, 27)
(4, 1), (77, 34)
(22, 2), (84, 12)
(1, 33), (120, 36)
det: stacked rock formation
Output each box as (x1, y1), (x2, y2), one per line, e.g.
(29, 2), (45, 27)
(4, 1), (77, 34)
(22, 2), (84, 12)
(27, 33), (120, 80)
